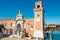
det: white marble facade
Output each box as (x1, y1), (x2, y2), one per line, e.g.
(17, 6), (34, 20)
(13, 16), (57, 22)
(12, 10), (24, 37)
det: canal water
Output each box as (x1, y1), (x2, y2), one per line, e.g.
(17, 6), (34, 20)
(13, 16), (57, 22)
(45, 31), (60, 40)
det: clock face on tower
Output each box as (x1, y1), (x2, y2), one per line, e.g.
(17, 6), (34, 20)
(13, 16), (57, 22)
(36, 14), (40, 17)
(35, 12), (40, 22)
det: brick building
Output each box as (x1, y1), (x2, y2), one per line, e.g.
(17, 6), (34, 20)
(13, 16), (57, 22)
(0, 1), (44, 39)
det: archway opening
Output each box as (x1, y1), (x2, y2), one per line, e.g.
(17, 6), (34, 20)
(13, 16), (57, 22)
(17, 23), (21, 35)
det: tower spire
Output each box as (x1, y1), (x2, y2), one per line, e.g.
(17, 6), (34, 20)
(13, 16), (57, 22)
(19, 10), (20, 14)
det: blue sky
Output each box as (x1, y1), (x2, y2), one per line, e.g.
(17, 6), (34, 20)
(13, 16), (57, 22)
(0, 0), (60, 24)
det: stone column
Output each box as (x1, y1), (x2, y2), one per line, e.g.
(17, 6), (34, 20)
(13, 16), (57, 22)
(17, 30), (19, 37)
(21, 21), (24, 31)
(13, 29), (15, 36)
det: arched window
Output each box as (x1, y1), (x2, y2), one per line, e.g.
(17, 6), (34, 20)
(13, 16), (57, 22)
(30, 25), (33, 30)
(31, 26), (33, 28)
(37, 5), (40, 8)
(11, 23), (12, 26)
(5, 23), (6, 26)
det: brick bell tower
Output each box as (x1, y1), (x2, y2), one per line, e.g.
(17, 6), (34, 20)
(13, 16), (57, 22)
(33, 1), (44, 40)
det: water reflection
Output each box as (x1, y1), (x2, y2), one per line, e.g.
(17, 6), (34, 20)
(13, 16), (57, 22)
(46, 31), (60, 40)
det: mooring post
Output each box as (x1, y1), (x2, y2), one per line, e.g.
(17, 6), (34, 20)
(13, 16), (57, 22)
(50, 30), (53, 40)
